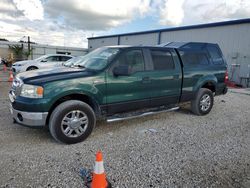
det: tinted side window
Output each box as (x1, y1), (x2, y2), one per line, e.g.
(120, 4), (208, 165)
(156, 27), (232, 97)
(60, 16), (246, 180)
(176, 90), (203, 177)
(182, 43), (206, 50)
(207, 45), (224, 65)
(151, 50), (175, 70)
(112, 50), (145, 74)
(45, 56), (60, 62)
(179, 50), (209, 66)
(60, 56), (72, 61)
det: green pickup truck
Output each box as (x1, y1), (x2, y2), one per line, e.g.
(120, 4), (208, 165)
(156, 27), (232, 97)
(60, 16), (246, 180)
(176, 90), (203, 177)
(9, 42), (228, 144)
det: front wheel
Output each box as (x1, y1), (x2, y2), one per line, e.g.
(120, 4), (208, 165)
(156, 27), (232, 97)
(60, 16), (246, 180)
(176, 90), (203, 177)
(49, 100), (96, 144)
(191, 88), (214, 115)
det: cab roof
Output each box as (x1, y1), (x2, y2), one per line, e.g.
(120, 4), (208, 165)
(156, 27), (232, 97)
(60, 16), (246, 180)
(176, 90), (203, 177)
(162, 42), (216, 48)
(106, 42), (217, 49)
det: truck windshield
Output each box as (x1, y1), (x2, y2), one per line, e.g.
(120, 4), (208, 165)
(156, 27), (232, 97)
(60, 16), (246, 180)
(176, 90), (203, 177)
(63, 56), (85, 67)
(69, 47), (120, 70)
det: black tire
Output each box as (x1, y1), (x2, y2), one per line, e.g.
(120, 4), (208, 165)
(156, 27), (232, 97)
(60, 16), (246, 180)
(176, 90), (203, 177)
(26, 66), (38, 71)
(191, 88), (214, 115)
(49, 100), (96, 144)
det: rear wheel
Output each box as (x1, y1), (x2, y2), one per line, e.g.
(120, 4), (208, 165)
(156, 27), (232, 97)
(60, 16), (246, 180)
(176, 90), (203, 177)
(191, 88), (214, 115)
(26, 66), (38, 71)
(49, 100), (96, 144)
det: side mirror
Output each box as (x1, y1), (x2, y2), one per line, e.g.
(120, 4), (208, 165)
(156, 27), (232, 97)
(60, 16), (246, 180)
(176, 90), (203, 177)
(41, 59), (47, 62)
(113, 65), (130, 77)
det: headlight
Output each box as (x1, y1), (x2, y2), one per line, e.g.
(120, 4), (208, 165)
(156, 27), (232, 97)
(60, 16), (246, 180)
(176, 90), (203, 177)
(20, 84), (44, 98)
(13, 64), (23, 67)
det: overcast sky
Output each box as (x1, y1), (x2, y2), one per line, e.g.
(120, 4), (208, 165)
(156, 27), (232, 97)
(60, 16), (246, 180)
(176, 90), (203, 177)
(0, 0), (249, 48)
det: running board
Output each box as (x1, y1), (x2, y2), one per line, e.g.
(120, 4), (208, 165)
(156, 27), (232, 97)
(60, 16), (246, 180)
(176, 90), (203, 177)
(107, 106), (179, 123)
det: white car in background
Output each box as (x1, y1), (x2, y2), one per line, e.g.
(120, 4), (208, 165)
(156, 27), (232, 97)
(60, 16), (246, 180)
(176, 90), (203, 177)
(12, 54), (73, 73)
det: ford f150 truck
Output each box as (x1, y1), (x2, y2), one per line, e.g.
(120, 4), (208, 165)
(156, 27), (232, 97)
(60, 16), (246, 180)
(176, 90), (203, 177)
(9, 42), (228, 144)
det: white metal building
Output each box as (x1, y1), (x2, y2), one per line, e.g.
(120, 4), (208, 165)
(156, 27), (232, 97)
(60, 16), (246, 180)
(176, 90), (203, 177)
(88, 19), (250, 87)
(0, 41), (88, 60)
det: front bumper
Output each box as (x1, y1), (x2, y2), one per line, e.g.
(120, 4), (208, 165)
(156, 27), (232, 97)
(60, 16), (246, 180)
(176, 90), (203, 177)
(10, 104), (48, 127)
(12, 66), (22, 74)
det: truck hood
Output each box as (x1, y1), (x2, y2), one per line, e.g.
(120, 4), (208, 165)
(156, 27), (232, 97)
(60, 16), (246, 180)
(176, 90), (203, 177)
(16, 67), (96, 85)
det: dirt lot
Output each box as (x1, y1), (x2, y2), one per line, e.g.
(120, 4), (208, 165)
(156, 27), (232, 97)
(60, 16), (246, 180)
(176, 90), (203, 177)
(0, 81), (250, 188)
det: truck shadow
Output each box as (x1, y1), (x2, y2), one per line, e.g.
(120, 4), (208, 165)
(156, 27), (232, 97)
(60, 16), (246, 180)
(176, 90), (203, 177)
(6, 105), (194, 145)
(94, 106), (194, 133)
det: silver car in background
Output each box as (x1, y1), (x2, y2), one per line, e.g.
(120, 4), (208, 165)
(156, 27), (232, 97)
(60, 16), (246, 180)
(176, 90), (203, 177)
(12, 54), (73, 73)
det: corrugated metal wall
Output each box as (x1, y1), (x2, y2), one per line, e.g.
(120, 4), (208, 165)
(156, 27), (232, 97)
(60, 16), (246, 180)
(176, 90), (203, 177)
(88, 22), (250, 87)
(88, 37), (118, 50)
(31, 46), (87, 59)
(120, 33), (159, 45)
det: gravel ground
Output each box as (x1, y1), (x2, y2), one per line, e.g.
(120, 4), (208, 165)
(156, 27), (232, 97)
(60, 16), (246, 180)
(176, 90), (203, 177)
(0, 81), (249, 188)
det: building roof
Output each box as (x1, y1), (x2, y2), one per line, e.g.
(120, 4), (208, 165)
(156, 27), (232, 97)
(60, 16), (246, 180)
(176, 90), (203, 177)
(0, 40), (87, 51)
(88, 18), (250, 40)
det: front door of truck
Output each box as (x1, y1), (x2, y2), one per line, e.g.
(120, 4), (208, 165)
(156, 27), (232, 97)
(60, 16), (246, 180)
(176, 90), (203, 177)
(106, 49), (151, 114)
(146, 48), (182, 107)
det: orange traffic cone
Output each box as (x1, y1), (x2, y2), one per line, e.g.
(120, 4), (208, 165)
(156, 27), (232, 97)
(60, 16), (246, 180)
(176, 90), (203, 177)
(91, 151), (111, 188)
(8, 71), (14, 82)
(3, 64), (7, 72)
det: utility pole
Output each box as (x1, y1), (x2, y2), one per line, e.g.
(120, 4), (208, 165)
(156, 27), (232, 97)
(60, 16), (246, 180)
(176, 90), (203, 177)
(28, 36), (30, 52)
(27, 36), (32, 59)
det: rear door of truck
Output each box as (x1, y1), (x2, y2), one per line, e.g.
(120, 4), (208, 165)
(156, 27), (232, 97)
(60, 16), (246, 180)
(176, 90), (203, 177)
(176, 43), (220, 101)
(145, 47), (182, 107)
